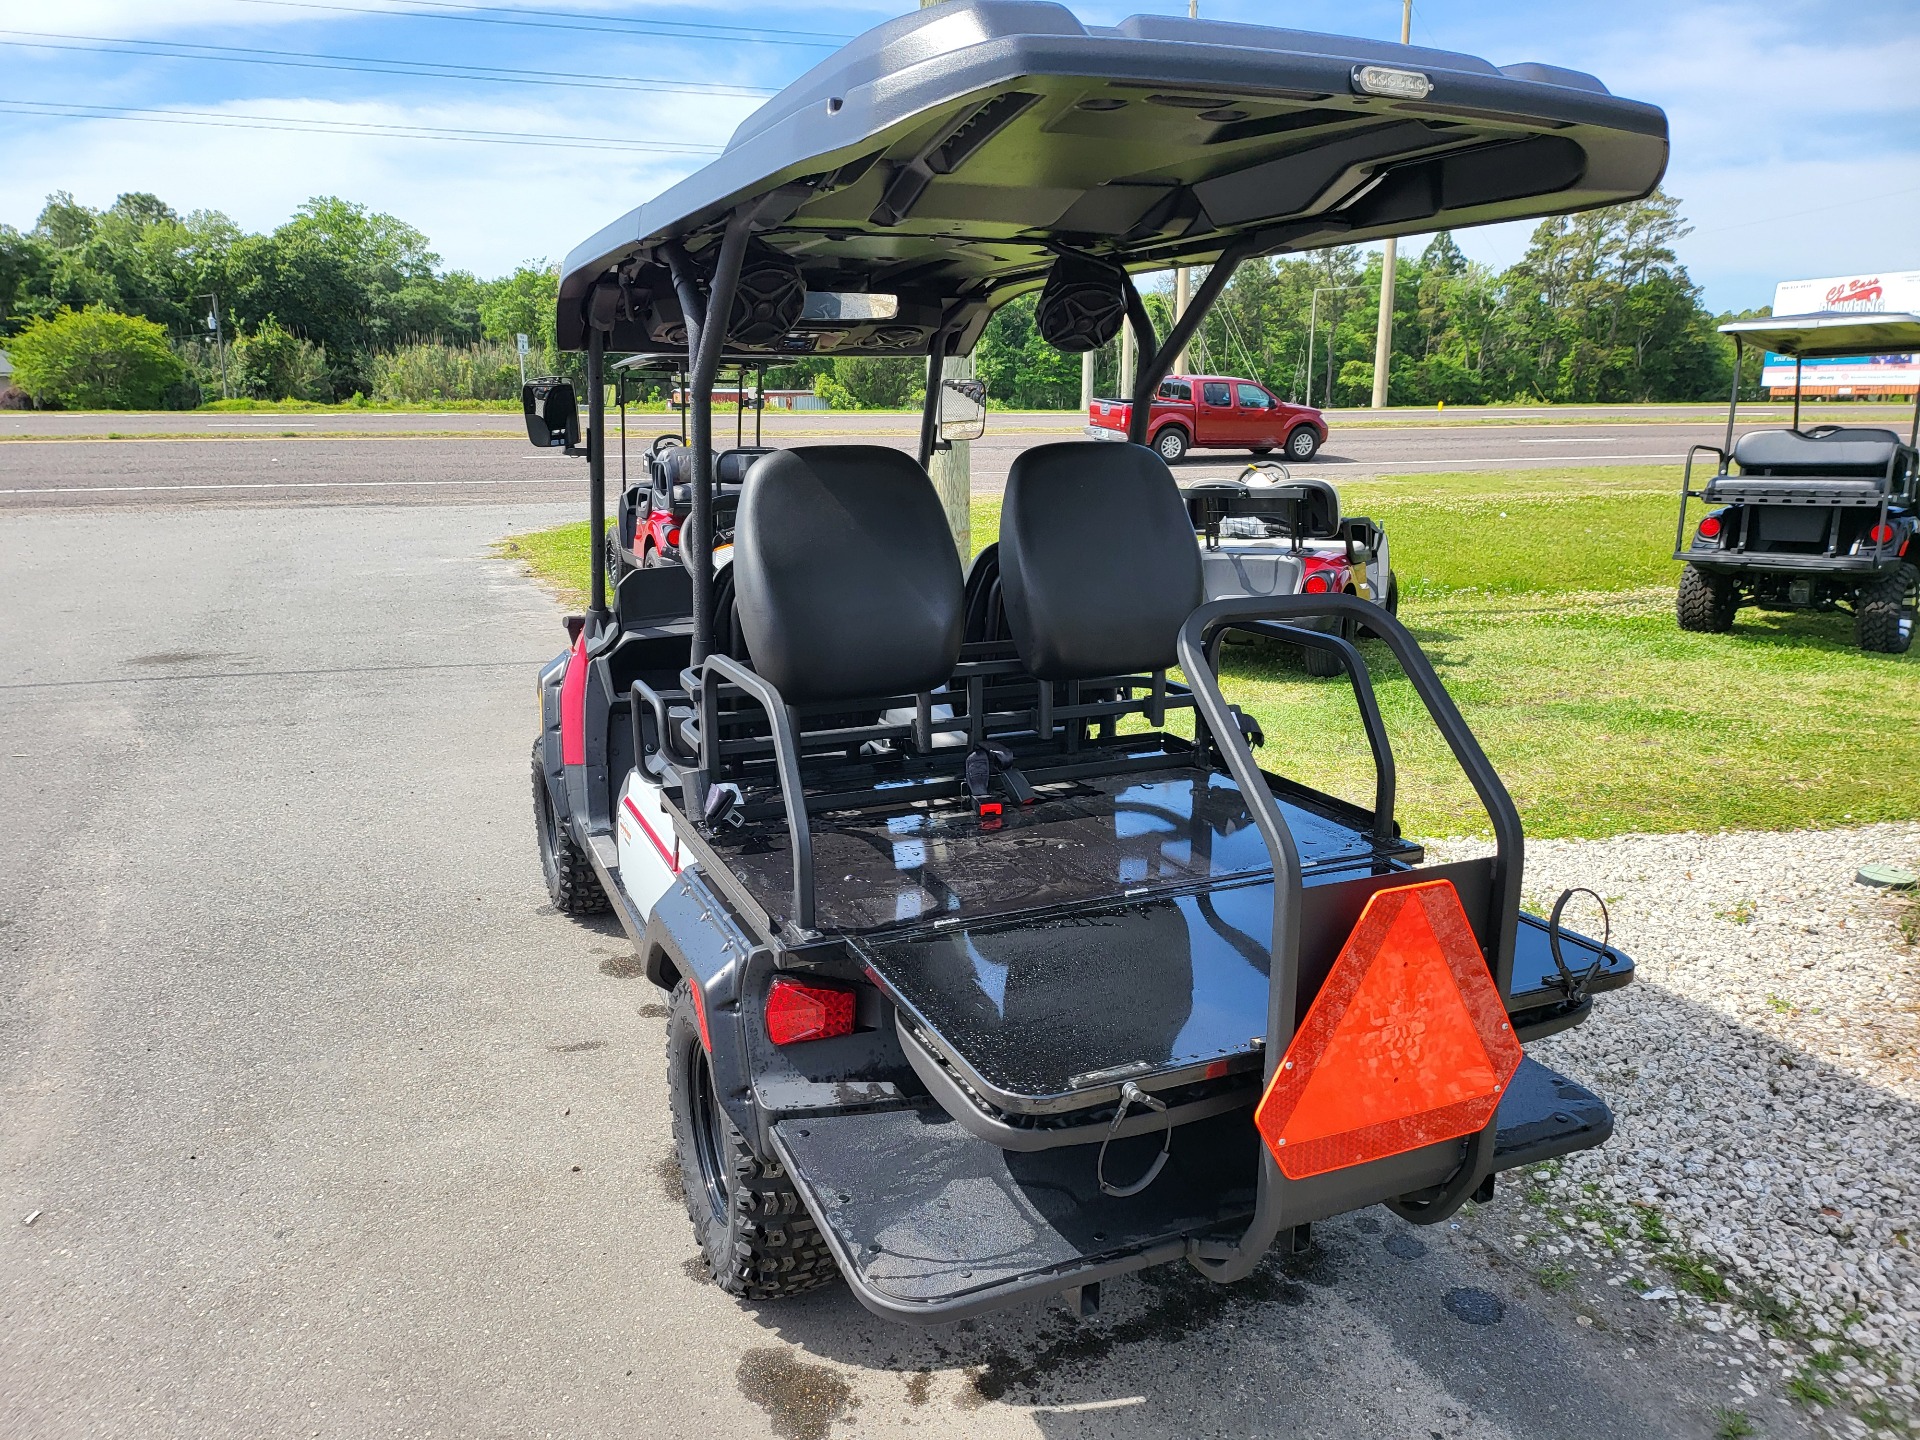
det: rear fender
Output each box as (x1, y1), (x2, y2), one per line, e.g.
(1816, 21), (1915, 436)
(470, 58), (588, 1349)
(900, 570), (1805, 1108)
(644, 876), (760, 1143)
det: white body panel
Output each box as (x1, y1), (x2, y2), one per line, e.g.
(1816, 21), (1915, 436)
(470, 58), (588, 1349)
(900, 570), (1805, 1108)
(616, 770), (683, 919)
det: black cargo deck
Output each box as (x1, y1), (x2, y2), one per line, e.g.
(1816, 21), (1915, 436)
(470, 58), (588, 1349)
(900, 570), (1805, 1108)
(771, 1056), (1612, 1322)
(718, 762), (1418, 934)
(859, 872), (1630, 1115)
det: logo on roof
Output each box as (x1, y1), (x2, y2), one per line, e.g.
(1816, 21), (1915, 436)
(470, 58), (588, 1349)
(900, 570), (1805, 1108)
(1825, 277), (1884, 311)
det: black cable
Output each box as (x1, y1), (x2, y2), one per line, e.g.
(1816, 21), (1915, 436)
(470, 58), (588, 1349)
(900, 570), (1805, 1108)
(0, 99), (723, 154)
(230, 0), (846, 47)
(0, 31), (776, 98)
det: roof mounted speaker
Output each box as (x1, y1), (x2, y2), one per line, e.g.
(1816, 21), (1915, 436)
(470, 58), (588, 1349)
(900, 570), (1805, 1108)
(1036, 252), (1128, 353)
(725, 240), (806, 347)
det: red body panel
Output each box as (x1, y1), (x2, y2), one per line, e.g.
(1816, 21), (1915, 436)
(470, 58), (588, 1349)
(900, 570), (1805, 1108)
(1087, 374), (1325, 454)
(560, 633), (588, 767)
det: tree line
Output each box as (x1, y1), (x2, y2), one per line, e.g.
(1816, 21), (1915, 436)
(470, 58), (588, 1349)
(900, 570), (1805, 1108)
(1, 186), (1754, 410)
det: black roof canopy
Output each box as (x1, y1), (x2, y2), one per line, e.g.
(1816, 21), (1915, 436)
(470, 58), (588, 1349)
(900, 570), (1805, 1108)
(556, 0), (1668, 355)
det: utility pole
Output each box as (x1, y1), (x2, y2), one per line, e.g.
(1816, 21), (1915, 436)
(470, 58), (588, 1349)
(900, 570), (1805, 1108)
(1080, 349), (1095, 410)
(1171, 0), (1197, 373)
(1369, 0), (1413, 410)
(920, 0), (969, 555)
(204, 292), (229, 400)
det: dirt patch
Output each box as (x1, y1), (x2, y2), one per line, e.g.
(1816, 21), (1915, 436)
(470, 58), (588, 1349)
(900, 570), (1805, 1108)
(548, 1040), (607, 1054)
(654, 1151), (686, 1204)
(904, 1370), (932, 1406)
(736, 1347), (854, 1440)
(599, 951), (647, 979)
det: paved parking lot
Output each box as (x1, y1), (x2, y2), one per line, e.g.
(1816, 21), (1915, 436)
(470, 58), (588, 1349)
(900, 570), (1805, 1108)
(0, 440), (1827, 1437)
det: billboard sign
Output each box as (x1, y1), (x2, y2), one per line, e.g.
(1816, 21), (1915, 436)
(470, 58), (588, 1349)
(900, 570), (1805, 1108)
(1762, 270), (1920, 393)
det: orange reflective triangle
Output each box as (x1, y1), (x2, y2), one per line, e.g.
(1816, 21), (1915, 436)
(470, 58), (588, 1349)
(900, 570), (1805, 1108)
(1256, 879), (1522, 1181)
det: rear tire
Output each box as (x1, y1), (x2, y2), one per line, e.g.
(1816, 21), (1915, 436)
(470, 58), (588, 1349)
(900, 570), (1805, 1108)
(605, 527), (629, 587)
(1301, 619), (1353, 677)
(1285, 426), (1321, 461)
(1856, 562), (1918, 654)
(531, 739), (609, 914)
(1676, 564), (1738, 633)
(667, 982), (838, 1300)
(1154, 426), (1190, 464)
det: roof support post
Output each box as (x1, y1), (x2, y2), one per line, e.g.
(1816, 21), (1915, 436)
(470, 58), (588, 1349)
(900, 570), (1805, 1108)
(917, 334), (945, 469)
(686, 212), (756, 669)
(1121, 278), (1158, 446)
(1723, 334), (1742, 456)
(1128, 234), (1261, 446)
(586, 326), (608, 622)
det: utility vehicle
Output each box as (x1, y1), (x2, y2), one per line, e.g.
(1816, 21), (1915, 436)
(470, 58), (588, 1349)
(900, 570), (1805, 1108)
(522, 0), (1665, 1323)
(1184, 466), (1396, 676)
(1089, 374), (1326, 462)
(1676, 312), (1920, 652)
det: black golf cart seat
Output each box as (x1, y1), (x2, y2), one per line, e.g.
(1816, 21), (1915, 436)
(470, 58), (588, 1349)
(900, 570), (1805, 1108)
(1706, 426), (1914, 507)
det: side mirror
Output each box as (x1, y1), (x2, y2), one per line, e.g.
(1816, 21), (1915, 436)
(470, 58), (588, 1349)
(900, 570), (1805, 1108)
(938, 377), (987, 443)
(523, 378), (580, 450)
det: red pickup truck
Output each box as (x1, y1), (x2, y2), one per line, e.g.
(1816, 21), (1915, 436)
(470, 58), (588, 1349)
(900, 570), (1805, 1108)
(1086, 374), (1326, 465)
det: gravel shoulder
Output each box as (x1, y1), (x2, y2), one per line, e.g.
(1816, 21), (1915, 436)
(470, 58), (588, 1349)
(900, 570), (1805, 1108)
(1434, 825), (1920, 1438)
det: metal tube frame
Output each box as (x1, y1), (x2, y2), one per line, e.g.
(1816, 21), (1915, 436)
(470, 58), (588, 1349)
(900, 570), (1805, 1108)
(1125, 235), (1261, 446)
(683, 211), (757, 667)
(587, 328), (608, 620)
(1176, 592), (1524, 1280)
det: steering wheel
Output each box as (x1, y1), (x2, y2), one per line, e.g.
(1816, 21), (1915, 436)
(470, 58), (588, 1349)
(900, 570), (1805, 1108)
(651, 433), (686, 456)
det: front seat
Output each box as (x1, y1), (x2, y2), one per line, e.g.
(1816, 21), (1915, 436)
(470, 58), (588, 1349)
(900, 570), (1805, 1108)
(998, 441), (1203, 680)
(731, 446), (965, 707)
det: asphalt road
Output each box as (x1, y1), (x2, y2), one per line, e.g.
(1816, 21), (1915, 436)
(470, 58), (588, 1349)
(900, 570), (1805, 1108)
(10, 403), (1905, 509)
(0, 501), (1794, 1439)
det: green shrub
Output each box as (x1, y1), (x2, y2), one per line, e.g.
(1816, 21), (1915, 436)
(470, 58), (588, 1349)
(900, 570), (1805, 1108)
(231, 317), (330, 401)
(369, 341), (521, 403)
(9, 305), (185, 409)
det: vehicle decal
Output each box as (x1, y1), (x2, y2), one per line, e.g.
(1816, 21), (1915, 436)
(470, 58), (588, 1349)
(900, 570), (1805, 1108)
(623, 794), (681, 874)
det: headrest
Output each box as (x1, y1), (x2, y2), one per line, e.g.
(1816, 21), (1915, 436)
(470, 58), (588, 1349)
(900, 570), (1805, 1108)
(999, 442), (1203, 680)
(1036, 252), (1128, 353)
(1733, 427), (1900, 477)
(732, 447), (964, 707)
(658, 446), (775, 494)
(715, 447), (774, 485)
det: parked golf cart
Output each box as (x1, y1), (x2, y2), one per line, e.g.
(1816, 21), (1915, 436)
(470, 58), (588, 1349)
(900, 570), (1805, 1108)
(523, 0), (1666, 1324)
(1184, 465), (1396, 676)
(603, 358), (772, 579)
(1675, 312), (1920, 652)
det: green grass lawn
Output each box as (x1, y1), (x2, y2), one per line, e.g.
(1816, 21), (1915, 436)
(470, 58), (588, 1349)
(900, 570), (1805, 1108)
(496, 465), (1916, 839)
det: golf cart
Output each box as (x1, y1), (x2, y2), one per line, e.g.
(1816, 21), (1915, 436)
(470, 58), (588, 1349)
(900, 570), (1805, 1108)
(1184, 466), (1397, 676)
(1675, 312), (1920, 652)
(603, 358), (773, 579)
(523, 0), (1665, 1324)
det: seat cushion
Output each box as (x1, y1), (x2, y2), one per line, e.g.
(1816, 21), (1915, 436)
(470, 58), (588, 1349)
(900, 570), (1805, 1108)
(1733, 427), (1900, 480)
(999, 441), (1203, 680)
(732, 446), (964, 707)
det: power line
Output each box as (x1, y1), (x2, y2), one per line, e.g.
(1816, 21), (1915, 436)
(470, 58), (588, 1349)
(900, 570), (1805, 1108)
(229, 0), (847, 47)
(0, 29), (777, 98)
(0, 99), (726, 154)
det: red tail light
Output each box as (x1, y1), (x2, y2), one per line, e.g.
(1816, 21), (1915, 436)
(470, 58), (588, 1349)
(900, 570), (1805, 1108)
(1698, 515), (1722, 539)
(1870, 522), (1895, 544)
(764, 979), (856, 1045)
(1303, 573), (1331, 594)
(665, 525), (682, 549)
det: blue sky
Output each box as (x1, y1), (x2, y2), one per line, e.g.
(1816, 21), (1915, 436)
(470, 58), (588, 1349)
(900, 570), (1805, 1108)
(2, 0), (1914, 311)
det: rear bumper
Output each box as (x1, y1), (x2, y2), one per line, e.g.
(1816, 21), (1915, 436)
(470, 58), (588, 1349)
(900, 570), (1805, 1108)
(1084, 424), (1128, 442)
(1679, 550), (1899, 578)
(772, 1057), (1613, 1325)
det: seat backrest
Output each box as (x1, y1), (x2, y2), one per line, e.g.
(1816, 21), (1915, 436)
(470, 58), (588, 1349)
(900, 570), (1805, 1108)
(1734, 427), (1900, 479)
(656, 445), (772, 499)
(999, 441), (1203, 680)
(732, 446), (964, 707)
